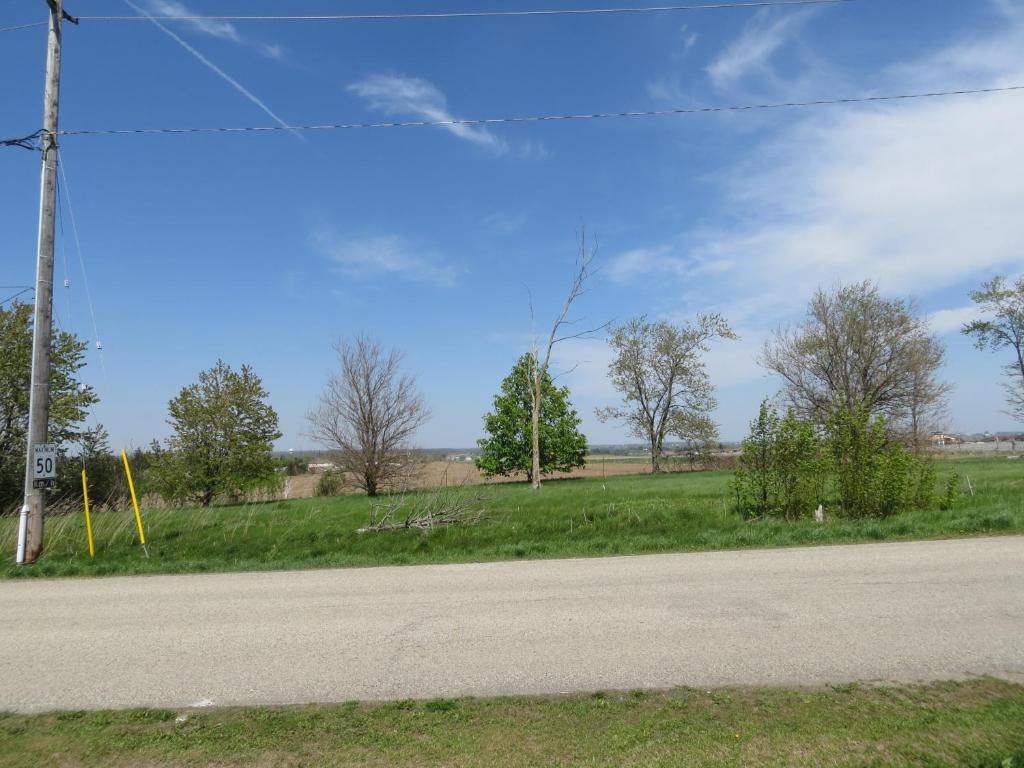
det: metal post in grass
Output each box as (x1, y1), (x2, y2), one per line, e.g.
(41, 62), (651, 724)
(121, 449), (149, 557)
(81, 468), (95, 557)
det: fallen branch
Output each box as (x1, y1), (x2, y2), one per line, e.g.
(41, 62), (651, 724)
(357, 486), (490, 533)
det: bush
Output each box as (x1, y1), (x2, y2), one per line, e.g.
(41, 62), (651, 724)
(732, 401), (824, 520)
(315, 470), (343, 497)
(733, 404), (951, 522)
(826, 408), (938, 519)
(940, 472), (960, 511)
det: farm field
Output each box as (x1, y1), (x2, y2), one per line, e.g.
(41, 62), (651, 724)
(1, 456), (1020, 580)
(1, 679), (1021, 768)
(284, 456), (666, 498)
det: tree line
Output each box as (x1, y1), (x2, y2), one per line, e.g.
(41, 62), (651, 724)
(2, 273), (1023, 513)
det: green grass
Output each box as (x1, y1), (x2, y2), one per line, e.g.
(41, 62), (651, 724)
(2, 456), (1021, 579)
(2, 679), (1022, 767)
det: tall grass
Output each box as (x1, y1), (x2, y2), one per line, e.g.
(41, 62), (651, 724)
(1, 456), (1020, 579)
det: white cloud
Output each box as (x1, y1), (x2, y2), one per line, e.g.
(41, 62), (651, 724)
(607, 244), (735, 286)
(127, 0), (298, 137)
(483, 211), (529, 233)
(313, 230), (460, 287)
(706, 8), (815, 90)
(347, 74), (509, 154)
(258, 43), (287, 62)
(618, 10), (1024, 324)
(677, 24), (699, 55)
(606, 246), (677, 282)
(929, 306), (984, 335)
(611, 5), (1024, 411)
(144, 0), (289, 63)
(146, 0), (240, 42)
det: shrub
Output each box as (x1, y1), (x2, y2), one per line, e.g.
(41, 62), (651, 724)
(939, 473), (960, 511)
(734, 404), (949, 522)
(315, 470), (343, 497)
(825, 408), (939, 519)
(732, 401), (824, 520)
(774, 410), (826, 520)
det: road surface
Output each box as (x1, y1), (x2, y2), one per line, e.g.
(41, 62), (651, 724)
(1, 536), (1022, 712)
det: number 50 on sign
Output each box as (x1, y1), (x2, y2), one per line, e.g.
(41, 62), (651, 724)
(32, 443), (57, 489)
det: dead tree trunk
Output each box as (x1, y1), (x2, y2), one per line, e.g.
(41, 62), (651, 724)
(526, 230), (607, 490)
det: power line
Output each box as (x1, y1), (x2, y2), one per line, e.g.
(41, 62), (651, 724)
(72, 0), (863, 23)
(56, 149), (106, 376)
(45, 85), (1024, 140)
(0, 287), (34, 307)
(0, 21), (47, 33)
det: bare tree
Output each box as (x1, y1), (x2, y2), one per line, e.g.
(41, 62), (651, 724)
(597, 314), (736, 473)
(962, 275), (1024, 424)
(762, 281), (948, 428)
(307, 336), (430, 496)
(905, 343), (952, 453)
(525, 230), (608, 489)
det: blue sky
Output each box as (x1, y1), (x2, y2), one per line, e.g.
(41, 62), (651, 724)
(2, 0), (1024, 450)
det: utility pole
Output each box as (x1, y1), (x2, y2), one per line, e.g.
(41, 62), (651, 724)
(17, 0), (76, 565)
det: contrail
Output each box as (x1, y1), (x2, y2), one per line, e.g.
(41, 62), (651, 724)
(123, 0), (302, 140)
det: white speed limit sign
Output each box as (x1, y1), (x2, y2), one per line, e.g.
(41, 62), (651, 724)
(33, 443), (57, 481)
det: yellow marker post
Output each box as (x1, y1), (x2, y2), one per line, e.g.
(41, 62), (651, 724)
(121, 449), (147, 551)
(81, 468), (95, 557)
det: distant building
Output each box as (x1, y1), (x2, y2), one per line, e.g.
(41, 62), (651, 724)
(308, 461), (337, 473)
(928, 433), (961, 446)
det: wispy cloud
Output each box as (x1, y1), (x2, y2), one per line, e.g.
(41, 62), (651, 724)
(313, 230), (460, 287)
(614, 4), (1024, 361)
(483, 211), (529, 233)
(258, 42), (287, 61)
(144, 0), (290, 62)
(347, 74), (509, 154)
(929, 306), (984, 336)
(679, 24), (699, 54)
(146, 0), (239, 42)
(126, 0), (299, 137)
(706, 8), (816, 90)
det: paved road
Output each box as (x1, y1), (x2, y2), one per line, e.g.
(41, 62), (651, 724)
(1, 536), (1022, 713)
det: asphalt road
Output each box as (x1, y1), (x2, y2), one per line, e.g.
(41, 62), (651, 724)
(1, 536), (1022, 713)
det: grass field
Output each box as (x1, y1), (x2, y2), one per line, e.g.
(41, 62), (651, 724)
(1, 679), (1022, 767)
(1, 456), (1021, 579)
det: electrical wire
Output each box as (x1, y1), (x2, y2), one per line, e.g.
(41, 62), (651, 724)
(78, 0), (862, 22)
(1, 130), (43, 149)
(0, 21), (47, 33)
(0, 287), (34, 307)
(56, 173), (74, 332)
(56, 148), (107, 378)
(46, 85), (1024, 140)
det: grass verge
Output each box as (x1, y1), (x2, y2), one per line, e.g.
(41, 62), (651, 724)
(1, 456), (1021, 579)
(2, 679), (1022, 767)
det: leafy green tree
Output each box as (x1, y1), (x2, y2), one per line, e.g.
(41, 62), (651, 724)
(826, 408), (916, 519)
(774, 411), (826, 520)
(477, 354), (587, 482)
(0, 300), (97, 514)
(54, 424), (129, 510)
(762, 281), (948, 433)
(732, 400), (780, 518)
(597, 314), (736, 473)
(732, 400), (823, 520)
(150, 360), (282, 506)
(962, 275), (1024, 423)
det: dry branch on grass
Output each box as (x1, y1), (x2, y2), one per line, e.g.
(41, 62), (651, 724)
(358, 487), (490, 533)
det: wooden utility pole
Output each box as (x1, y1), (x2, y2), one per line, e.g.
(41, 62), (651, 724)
(17, 0), (73, 565)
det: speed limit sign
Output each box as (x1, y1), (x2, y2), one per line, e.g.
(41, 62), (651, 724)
(32, 444), (57, 489)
